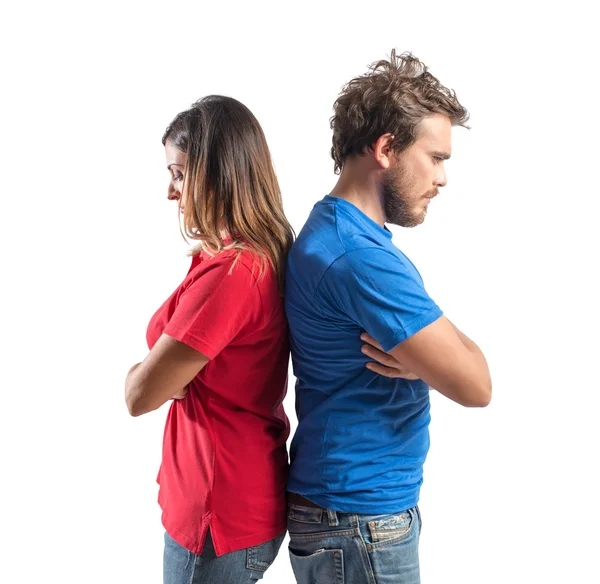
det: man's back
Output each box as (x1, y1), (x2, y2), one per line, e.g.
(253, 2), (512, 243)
(285, 194), (443, 513)
(285, 50), (489, 584)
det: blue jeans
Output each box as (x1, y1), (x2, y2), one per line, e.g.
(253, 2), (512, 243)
(287, 503), (422, 584)
(164, 529), (285, 584)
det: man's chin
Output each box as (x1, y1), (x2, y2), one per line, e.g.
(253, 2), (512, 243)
(387, 213), (425, 228)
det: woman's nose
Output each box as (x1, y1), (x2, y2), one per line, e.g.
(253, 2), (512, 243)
(168, 183), (181, 201)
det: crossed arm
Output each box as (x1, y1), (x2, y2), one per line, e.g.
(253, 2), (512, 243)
(124, 334), (210, 417)
(361, 315), (491, 407)
(126, 316), (489, 416)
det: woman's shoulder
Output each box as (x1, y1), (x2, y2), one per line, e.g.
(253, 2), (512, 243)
(193, 247), (275, 289)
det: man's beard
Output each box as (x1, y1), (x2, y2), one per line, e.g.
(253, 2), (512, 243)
(381, 164), (426, 228)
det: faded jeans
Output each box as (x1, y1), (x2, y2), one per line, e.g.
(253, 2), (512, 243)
(164, 529), (285, 584)
(288, 503), (422, 584)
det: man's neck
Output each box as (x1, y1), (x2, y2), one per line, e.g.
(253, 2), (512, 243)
(329, 163), (386, 227)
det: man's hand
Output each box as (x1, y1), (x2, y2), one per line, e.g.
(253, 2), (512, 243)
(360, 333), (419, 380)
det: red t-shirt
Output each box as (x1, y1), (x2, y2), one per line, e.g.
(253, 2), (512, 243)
(146, 246), (290, 556)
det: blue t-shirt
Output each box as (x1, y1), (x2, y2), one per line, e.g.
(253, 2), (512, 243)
(285, 195), (443, 513)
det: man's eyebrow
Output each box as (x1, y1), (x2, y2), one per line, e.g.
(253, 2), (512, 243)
(432, 151), (451, 160)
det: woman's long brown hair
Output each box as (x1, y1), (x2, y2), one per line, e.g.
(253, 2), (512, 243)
(163, 95), (294, 293)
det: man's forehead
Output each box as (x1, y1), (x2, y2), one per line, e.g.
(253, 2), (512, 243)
(416, 115), (452, 147)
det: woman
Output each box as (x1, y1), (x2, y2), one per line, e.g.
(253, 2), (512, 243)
(124, 95), (294, 583)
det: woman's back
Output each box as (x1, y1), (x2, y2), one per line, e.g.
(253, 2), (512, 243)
(147, 246), (290, 556)
(125, 95), (293, 581)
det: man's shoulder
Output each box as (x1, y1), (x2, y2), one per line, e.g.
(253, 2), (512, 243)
(292, 202), (392, 263)
(289, 204), (343, 269)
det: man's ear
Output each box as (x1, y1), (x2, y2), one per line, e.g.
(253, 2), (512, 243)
(372, 133), (395, 169)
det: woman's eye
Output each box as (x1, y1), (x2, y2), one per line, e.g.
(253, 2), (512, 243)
(174, 174), (183, 182)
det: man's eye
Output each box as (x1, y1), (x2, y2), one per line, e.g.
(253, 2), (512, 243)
(433, 157), (443, 164)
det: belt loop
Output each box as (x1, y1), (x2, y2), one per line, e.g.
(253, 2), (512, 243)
(327, 508), (339, 527)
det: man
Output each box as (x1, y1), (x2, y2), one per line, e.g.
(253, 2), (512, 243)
(284, 51), (491, 583)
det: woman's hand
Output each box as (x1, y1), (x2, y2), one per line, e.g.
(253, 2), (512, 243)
(125, 334), (209, 416)
(171, 387), (189, 400)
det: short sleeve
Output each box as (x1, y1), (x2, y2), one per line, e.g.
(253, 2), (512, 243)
(317, 248), (442, 352)
(164, 257), (260, 359)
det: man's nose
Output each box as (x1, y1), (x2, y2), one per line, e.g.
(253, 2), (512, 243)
(435, 169), (447, 188)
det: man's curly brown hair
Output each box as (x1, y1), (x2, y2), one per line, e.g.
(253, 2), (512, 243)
(330, 50), (469, 174)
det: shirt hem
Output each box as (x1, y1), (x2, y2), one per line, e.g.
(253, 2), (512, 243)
(380, 305), (443, 353)
(286, 490), (419, 515)
(162, 510), (286, 556)
(163, 327), (218, 360)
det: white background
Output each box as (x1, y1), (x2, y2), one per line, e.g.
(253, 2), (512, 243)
(1, 1), (598, 582)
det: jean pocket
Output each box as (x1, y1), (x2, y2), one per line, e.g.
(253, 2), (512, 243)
(367, 509), (415, 543)
(246, 532), (285, 572)
(289, 547), (345, 584)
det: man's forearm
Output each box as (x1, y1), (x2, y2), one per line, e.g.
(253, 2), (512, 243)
(450, 322), (479, 351)
(449, 321), (491, 386)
